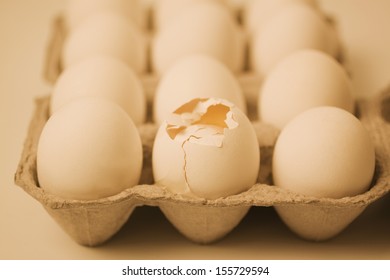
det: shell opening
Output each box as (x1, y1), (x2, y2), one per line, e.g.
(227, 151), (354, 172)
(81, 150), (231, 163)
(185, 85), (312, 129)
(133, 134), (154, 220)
(164, 98), (239, 196)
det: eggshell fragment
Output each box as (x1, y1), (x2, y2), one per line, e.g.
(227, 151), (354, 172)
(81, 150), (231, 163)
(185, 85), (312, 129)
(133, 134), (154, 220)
(153, 54), (246, 125)
(65, 0), (145, 30)
(62, 12), (147, 73)
(51, 56), (146, 125)
(251, 3), (339, 75)
(152, 1), (244, 75)
(153, 98), (260, 199)
(37, 98), (143, 200)
(272, 106), (375, 199)
(259, 49), (354, 130)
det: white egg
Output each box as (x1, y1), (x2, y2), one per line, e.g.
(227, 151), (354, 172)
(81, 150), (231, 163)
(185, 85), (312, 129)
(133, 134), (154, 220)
(37, 98), (143, 200)
(62, 12), (147, 73)
(243, 0), (318, 35)
(153, 54), (246, 125)
(251, 3), (339, 75)
(65, 0), (146, 30)
(153, 0), (230, 31)
(152, 98), (260, 200)
(51, 56), (146, 125)
(259, 49), (354, 130)
(272, 106), (375, 199)
(152, 1), (244, 75)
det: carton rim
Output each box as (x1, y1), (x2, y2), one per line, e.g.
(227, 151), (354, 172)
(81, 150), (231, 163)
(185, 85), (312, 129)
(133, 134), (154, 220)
(14, 93), (390, 210)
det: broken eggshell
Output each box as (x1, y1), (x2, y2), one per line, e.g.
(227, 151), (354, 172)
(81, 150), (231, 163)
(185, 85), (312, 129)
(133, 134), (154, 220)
(153, 54), (247, 125)
(152, 98), (260, 200)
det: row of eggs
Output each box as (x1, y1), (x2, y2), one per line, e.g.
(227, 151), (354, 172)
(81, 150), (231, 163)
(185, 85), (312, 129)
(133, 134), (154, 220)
(36, 0), (375, 206)
(52, 48), (353, 130)
(62, 0), (339, 76)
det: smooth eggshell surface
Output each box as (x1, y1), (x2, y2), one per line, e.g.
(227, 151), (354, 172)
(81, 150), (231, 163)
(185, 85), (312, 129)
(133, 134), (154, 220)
(51, 56), (146, 125)
(152, 1), (244, 75)
(37, 98), (143, 200)
(272, 106), (375, 199)
(251, 3), (338, 75)
(259, 49), (354, 130)
(152, 98), (260, 200)
(65, 0), (145, 30)
(62, 12), (146, 73)
(153, 54), (246, 125)
(153, 0), (230, 31)
(243, 0), (318, 35)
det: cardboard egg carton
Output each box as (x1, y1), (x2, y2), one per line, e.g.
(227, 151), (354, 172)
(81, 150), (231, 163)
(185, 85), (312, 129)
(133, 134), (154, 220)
(14, 10), (390, 246)
(14, 88), (390, 246)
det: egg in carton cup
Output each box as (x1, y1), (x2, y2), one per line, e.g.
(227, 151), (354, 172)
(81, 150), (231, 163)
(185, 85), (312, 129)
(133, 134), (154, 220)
(42, 1), (344, 114)
(15, 2), (390, 246)
(14, 90), (390, 245)
(43, 12), (346, 121)
(42, 12), (262, 121)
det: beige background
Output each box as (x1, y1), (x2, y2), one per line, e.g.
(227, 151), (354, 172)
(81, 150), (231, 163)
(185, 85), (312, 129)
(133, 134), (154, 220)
(1, 0), (390, 259)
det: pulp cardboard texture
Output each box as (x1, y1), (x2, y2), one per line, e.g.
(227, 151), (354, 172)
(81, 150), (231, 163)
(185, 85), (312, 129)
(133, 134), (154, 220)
(14, 11), (390, 246)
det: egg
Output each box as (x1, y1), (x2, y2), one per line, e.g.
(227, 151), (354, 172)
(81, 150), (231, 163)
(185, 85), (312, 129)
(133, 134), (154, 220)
(153, 54), (246, 125)
(51, 56), (146, 125)
(65, 0), (146, 30)
(152, 1), (244, 75)
(251, 3), (339, 75)
(152, 98), (260, 200)
(37, 98), (143, 200)
(259, 49), (354, 130)
(272, 106), (375, 199)
(153, 0), (230, 31)
(243, 0), (318, 35)
(62, 12), (147, 73)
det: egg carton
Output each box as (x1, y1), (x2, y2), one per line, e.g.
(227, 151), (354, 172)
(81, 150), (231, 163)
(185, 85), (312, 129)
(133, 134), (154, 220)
(14, 86), (390, 246)
(15, 13), (390, 246)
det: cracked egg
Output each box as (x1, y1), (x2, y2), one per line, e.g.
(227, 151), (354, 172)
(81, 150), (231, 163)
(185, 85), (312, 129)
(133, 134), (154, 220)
(152, 98), (260, 200)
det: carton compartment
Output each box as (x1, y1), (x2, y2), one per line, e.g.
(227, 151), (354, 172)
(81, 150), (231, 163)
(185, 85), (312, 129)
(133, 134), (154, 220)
(14, 89), (390, 245)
